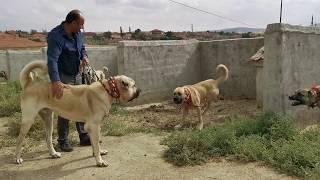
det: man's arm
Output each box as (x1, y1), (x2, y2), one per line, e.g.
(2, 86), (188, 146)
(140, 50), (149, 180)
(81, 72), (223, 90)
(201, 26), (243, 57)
(47, 34), (62, 82)
(47, 33), (66, 99)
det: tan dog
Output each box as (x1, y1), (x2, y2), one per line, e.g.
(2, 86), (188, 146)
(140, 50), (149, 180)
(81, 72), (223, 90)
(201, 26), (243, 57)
(173, 64), (229, 130)
(15, 61), (140, 167)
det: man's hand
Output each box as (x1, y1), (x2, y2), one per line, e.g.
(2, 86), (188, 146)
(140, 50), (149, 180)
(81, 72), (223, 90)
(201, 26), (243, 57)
(82, 56), (89, 66)
(51, 81), (68, 99)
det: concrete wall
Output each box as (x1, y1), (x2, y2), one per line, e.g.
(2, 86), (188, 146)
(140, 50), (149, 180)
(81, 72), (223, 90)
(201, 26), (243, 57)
(0, 51), (7, 72)
(200, 38), (264, 99)
(7, 50), (43, 80)
(263, 23), (320, 127)
(1, 46), (118, 81)
(118, 40), (201, 104)
(1, 38), (263, 105)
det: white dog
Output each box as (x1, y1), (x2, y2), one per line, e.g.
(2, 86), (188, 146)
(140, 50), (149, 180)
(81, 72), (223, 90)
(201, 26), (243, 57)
(82, 65), (109, 84)
(15, 61), (140, 167)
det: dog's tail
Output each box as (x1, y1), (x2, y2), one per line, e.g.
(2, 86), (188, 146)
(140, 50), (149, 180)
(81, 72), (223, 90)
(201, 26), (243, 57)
(20, 61), (47, 89)
(215, 64), (229, 85)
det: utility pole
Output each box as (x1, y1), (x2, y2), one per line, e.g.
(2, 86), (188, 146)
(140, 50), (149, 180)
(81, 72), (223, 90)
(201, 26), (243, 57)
(280, 0), (283, 23)
(191, 24), (193, 32)
(311, 15), (314, 26)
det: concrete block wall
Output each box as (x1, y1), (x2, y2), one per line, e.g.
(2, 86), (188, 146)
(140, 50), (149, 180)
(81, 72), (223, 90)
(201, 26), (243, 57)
(200, 38), (264, 99)
(0, 51), (7, 73)
(7, 50), (43, 80)
(263, 23), (320, 127)
(118, 40), (201, 104)
(1, 38), (263, 105)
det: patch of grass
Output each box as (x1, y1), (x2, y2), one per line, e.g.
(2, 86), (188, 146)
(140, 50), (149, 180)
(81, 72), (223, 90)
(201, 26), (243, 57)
(0, 81), (21, 117)
(0, 112), (47, 150)
(161, 112), (320, 178)
(102, 114), (155, 136)
(102, 105), (158, 136)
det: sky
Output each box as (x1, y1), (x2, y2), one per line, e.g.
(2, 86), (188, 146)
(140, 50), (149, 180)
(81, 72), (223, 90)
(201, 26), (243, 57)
(0, 0), (319, 32)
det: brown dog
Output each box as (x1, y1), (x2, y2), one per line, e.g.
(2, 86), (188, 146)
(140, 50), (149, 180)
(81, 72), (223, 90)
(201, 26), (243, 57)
(173, 64), (229, 130)
(289, 85), (320, 108)
(15, 61), (141, 167)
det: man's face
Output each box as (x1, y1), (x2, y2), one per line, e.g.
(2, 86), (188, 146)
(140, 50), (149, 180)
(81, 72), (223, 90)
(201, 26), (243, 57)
(72, 16), (85, 33)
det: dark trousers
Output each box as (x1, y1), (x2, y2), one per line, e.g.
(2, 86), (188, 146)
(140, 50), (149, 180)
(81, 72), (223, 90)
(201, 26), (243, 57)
(57, 72), (87, 144)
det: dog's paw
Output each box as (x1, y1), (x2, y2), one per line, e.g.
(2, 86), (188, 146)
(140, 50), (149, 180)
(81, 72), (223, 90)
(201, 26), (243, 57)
(100, 149), (108, 156)
(174, 124), (182, 130)
(96, 160), (109, 167)
(16, 158), (23, 164)
(50, 152), (61, 158)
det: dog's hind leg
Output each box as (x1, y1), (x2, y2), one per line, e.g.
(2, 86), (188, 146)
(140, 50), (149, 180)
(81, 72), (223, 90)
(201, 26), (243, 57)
(85, 122), (108, 167)
(15, 104), (38, 164)
(197, 107), (203, 130)
(38, 108), (61, 159)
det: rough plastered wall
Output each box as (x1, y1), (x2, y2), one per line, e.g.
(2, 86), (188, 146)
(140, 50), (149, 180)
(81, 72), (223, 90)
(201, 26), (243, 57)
(118, 40), (201, 104)
(263, 23), (320, 127)
(200, 38), (264, 99)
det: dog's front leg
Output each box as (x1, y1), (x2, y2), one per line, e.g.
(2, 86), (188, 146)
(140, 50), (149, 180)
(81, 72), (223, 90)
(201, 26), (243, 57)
(175, 107), (189, 129)
(197, 107), (203, 130)
(85, 122), (108, 167)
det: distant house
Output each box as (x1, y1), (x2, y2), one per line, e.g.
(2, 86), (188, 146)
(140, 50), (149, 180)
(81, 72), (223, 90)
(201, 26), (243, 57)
(123, 33), (132, 40)
(84, 32), (97, 37)
(30, 33), (47, 42)
(111, 32), (122, 40)
(150, 29), (164, 35)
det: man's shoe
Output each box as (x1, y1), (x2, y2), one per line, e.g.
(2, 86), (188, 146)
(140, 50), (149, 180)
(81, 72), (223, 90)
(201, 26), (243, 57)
(59, 142), (73, 152)
(79, 134), (91, 146)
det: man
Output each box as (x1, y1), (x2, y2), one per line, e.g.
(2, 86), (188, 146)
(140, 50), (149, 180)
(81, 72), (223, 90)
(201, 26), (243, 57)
(47, 9), (91, 152)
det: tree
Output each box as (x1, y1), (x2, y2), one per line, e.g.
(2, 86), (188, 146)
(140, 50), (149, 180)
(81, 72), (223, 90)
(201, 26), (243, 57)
(120, 26), (124, 38)
(103, 31), (112, 39)
(30, 29), (37, 34)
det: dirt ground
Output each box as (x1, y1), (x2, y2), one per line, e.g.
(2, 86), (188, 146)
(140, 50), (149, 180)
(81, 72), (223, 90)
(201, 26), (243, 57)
(0, 99), (297, 180)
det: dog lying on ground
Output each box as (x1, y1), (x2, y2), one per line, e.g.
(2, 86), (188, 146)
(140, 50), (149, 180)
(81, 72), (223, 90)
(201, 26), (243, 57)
(15, 61), (141, 167)
(0, 70), (8, 80)
(289, 85), (320, 108)
(173, 64), (229, 130)
(82, 65), (109, 84)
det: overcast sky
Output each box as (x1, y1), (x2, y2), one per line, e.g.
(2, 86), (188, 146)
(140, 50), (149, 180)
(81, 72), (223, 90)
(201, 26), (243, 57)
(1, 0), (319, 32)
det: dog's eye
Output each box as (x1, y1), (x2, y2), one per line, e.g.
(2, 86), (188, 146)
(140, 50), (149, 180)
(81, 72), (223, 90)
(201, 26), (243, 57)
(177, 92), (181, 96)
(122, 81), (128, 87)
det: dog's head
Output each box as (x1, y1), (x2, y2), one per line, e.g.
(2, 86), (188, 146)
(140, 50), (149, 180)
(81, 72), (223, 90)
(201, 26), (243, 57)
(288, 88), (319, 107)
(112, 75), (141, 103)
(0, 70), (8, 80)
(173, 87), (187, 104)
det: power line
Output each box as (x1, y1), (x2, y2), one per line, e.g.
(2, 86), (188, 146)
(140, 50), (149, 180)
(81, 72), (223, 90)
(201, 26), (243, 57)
(168, 0), (259, 28)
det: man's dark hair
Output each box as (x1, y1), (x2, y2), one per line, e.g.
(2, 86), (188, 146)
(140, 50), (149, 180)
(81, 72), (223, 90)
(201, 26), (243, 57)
(65, 9), (82, 24)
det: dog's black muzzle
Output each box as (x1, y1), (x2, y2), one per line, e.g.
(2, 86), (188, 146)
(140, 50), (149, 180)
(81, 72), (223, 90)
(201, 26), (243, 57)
(173, 96), (183, 104)
(128, 88), (141, 102)
(288, 95), (304, 106)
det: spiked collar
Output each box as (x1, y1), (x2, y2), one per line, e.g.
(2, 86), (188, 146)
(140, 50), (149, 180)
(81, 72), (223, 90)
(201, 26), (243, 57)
(100, 77), (120, 99)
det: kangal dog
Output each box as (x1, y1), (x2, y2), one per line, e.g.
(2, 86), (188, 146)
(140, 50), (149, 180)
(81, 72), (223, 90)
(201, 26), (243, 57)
(15, 61), (141, 167)
(173, 64), (229, 130)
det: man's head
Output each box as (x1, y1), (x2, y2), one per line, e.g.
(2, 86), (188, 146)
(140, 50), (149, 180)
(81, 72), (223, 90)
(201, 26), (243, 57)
(65, 9), (85, 33)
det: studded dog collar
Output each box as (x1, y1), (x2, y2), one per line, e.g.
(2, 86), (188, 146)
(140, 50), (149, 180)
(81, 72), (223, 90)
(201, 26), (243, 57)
(100, 77), (120, 99)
